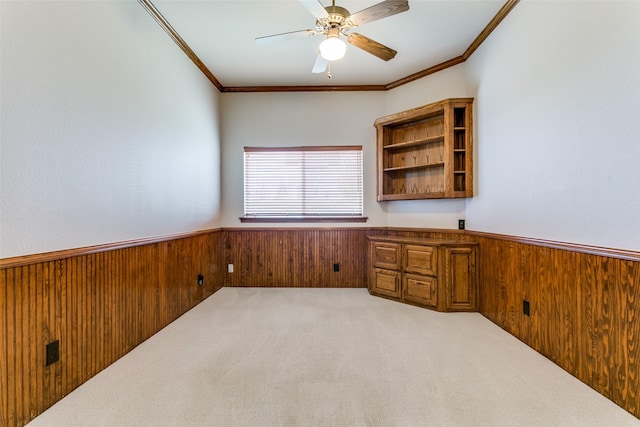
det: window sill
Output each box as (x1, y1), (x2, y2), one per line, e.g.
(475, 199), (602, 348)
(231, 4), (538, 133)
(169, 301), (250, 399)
(240, 216), (368, 223)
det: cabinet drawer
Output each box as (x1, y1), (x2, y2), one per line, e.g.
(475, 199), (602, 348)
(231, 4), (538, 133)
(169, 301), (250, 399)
(371, 268), (401, 299)
(403, 274), (437, 308)
(404, 245), (437, 276)
(372, 242), (401, 270)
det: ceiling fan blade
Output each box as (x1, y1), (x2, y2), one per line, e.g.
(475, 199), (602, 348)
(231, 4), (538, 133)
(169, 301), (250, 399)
(299, 0), (329, 20)
(255, 29), (317, 44)
(346, 33), (397, 61)
(348, 0), (409, 27)
(312, 54), (328, 73)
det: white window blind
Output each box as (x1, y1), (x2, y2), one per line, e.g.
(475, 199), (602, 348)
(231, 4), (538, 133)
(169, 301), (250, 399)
(243, 146), (363, 218)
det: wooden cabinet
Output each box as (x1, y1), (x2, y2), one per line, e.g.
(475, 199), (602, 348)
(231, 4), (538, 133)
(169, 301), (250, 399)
(374, 98), (473, 201)
(368, 236), (477, 312)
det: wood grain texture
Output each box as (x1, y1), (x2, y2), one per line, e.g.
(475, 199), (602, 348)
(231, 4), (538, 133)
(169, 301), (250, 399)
(368, 235), (477, 312)
(370, 227), (474, 242)
(0, 231), (224, 427)
(3, 226), (639, 423)
(476, 234), (640, 418)
(222, 228), (369, 288)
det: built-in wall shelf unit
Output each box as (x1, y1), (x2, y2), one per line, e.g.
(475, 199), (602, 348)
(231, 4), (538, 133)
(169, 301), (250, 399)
(374, 98), (474, 201)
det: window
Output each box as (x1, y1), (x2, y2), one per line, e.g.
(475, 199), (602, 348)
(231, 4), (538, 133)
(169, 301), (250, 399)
(242, 146), (365, 222)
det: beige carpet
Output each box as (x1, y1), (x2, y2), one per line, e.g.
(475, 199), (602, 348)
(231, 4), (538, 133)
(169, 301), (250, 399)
(27, 288), (640, 427)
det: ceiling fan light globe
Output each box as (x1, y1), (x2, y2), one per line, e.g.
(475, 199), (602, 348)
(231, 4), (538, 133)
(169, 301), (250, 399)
(319, 37), (346, 61)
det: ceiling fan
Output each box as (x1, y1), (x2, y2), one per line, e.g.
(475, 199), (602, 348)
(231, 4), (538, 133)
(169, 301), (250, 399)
(255, 0), (410, 76)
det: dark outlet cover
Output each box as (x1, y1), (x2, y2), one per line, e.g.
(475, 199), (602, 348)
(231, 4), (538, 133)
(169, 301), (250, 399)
(46, 340), (59, 366)
(333, 263), (340, 272)
(197, 274), (204, 286)
(523, 300), (531, 316)
(458, 219), (466, 230)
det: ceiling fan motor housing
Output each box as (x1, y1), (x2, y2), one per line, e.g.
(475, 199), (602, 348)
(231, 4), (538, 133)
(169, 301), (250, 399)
(317, 5), (354, 33)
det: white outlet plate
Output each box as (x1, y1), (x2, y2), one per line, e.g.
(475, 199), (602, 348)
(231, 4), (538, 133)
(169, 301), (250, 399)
(227, 263), (234, 273)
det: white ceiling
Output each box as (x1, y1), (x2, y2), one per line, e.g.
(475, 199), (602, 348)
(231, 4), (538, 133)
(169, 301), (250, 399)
(152, 0), (507, 87)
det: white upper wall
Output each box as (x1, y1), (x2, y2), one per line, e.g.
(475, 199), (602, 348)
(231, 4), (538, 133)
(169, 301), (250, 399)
(465, 0), (640, 250)
(220, 66), (471, 229)
(3, 0), (638, 256)
(0, 1), (222, 258)
(220, 91), (387, 227)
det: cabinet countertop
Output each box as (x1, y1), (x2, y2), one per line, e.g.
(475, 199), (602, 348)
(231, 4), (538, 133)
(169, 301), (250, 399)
(367, 235), (478, 247)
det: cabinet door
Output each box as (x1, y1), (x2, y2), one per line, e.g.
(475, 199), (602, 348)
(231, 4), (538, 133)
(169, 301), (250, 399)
(371, 268), (401, 299)
(403, 245), (437, 276)
(403, 274), (437, 308)
(372, 242), (401, 270)
(444, 247), (477, 311)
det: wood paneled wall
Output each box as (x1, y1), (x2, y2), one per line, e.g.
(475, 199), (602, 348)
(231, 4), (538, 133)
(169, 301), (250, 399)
(222, 228), (370, 288)
(2, 226), (639, 423)
(474, 233), (640, 419)
(0, 230), (224, 427)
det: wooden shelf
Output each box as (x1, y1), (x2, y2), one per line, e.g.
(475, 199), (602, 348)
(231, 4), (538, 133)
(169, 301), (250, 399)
(374, 98), (474, 201)
(384, 162), (445, 173)
(379, 192), (446, 200)
(383, 135), (444, 151)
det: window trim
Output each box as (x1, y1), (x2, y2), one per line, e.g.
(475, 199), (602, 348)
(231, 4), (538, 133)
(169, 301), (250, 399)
(239, 215), (368, 223)
(241, 145), (367, 223)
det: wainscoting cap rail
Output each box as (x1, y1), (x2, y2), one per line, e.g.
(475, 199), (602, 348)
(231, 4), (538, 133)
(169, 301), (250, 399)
(0, 228), (222, 269)
(467, 230), (640, 262)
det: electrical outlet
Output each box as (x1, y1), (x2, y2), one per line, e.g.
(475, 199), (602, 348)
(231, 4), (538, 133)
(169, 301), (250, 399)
(227, 264), (234, 273)
(458, 219), (466, 230)
(197, 274), (204, 286)
(523, 299), (530, 316)
(333, 263), (340, 272)
(46, 340), (59, 366)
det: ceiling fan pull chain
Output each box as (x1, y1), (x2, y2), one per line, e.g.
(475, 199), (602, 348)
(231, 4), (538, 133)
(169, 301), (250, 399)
(327, 61), (332, 79)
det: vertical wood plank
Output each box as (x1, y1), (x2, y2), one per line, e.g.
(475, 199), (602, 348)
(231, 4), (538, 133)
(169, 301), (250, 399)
(16, 266), (26, 425)
(580, 254), (615, 397)
(615, 259), (639, 414)
(28, 264), (40, 419)
(6, 267), (17, 427)
(0, 268), (7, 426)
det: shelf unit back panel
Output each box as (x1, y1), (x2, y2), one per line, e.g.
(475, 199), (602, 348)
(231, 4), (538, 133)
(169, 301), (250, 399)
(385, 143), (444, 170)
(387, 115), (444, 147)
(383, 166), (445, 197)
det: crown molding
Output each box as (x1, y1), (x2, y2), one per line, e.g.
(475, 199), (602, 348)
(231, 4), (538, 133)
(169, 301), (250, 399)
(137, 0), (223, 90)
(140, 0), (520, 93)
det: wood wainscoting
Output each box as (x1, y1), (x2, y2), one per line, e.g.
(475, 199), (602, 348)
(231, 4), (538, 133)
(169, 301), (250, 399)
(222, 228), (370, 288)
(2, 226), (639, 424)
(472, 231), (640, 419)
(0, 229), (224, 427)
